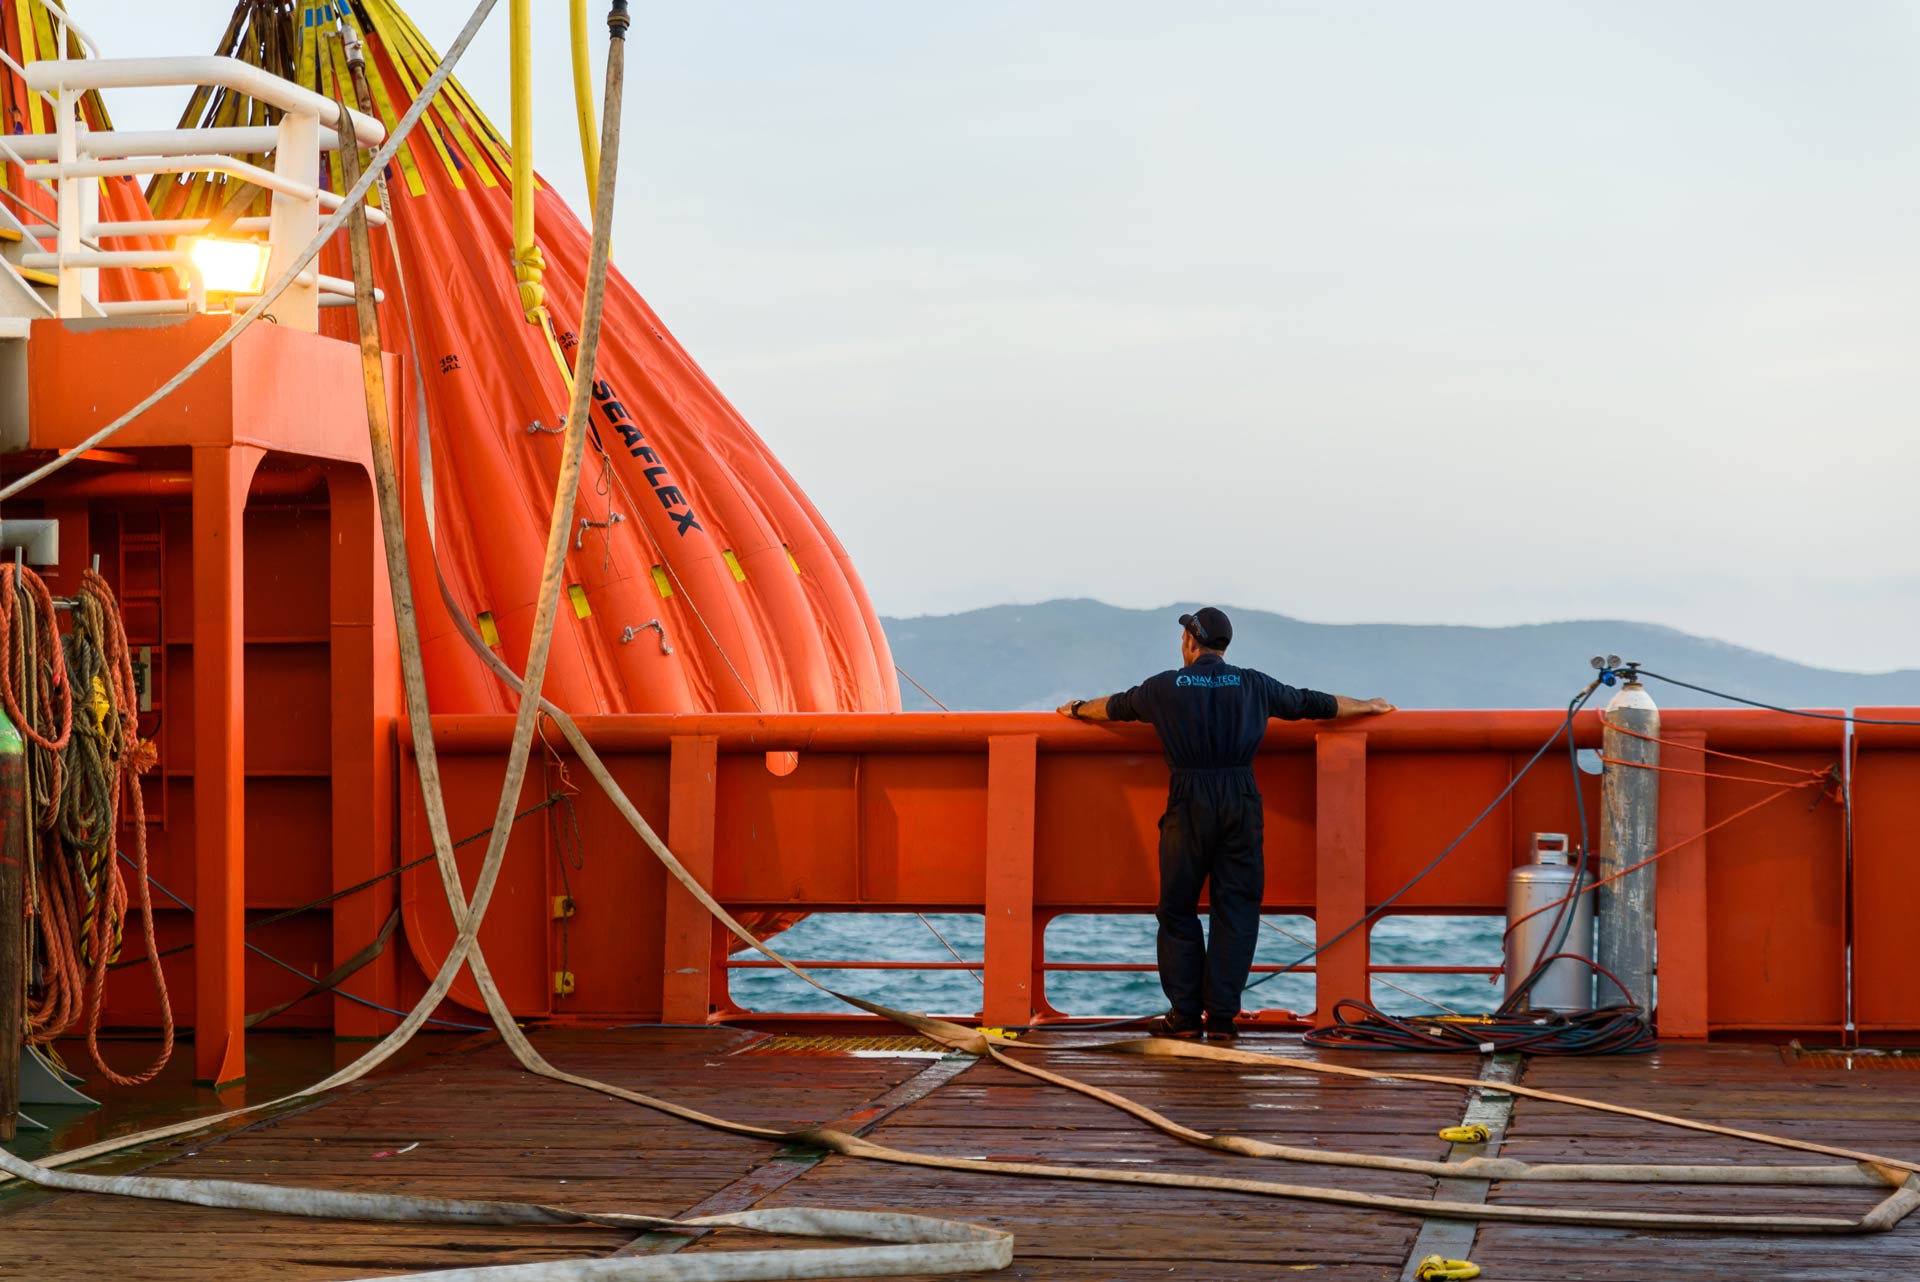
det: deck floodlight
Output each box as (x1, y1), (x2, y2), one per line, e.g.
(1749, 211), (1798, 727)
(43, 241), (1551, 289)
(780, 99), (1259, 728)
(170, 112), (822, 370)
(187, 236), (270, 303)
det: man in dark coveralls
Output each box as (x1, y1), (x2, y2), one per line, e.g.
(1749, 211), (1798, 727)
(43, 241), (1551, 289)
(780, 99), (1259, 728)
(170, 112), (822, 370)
(1057, 608), (1393, 1039)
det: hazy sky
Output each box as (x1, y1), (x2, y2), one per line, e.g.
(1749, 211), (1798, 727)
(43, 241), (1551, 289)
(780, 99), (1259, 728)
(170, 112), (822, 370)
(98, 2), (1920, 672)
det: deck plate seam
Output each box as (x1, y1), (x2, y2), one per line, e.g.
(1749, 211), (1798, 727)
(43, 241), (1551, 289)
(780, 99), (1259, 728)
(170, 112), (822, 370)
(1398, 1051), (1522, 1281)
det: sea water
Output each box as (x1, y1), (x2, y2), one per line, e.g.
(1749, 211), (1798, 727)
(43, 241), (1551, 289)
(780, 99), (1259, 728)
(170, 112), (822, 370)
(726, 912), (1509, 1019)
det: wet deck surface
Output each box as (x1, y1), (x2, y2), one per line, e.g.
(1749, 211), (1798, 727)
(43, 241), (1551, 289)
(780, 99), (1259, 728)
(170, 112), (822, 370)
(4, 1029), (1919, 1280)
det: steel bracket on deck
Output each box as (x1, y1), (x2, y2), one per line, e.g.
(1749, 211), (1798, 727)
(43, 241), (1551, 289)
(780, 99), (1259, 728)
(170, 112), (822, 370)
(20, 1045), (99, 1108)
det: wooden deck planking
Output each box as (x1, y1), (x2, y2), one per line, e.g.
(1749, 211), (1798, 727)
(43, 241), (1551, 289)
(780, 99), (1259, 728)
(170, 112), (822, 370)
(0, 1029), (934, 1281)
(6, 1031), (1920, 1279)
(1477, 1043), (1920, 1280)
(673, 1040), (1449, 1279)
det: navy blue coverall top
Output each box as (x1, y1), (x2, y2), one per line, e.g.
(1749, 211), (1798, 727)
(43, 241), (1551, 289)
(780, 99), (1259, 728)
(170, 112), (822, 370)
(1103, 653), (1338, 1022)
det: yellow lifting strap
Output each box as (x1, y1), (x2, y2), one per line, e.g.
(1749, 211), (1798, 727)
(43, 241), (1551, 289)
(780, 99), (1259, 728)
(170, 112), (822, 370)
(569, 0), (601, 212)
(514, 244), (548, 318)
(1438, 1124), (1492, 1144)
(1414, 1257), (1481, 1281)
(505, 0), (590, 398)
(508, 0), (544, 320)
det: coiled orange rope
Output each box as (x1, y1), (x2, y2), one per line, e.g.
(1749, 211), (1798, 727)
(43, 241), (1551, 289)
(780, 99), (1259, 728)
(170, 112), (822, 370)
(0, 563), (71, 754)
(5, 563), (81, 1046)
(25, 833), (83, 1044)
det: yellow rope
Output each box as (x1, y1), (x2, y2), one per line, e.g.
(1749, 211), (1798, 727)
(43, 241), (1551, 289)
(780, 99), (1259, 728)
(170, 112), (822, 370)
(569, 0), (600, 213)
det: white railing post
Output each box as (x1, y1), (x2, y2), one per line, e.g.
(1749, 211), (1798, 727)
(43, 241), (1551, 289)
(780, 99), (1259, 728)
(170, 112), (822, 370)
(54, 87), (81, 318)
(266, 108), (320, 331)
(75, 117), (98, 312)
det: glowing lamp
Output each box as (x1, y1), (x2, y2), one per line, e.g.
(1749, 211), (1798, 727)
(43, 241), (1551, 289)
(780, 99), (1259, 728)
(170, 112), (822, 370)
(187, 236), (270, 300)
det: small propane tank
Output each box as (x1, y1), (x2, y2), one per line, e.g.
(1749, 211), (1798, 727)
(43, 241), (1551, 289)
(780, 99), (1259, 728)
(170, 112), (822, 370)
(1503, 833), (1595, 1014)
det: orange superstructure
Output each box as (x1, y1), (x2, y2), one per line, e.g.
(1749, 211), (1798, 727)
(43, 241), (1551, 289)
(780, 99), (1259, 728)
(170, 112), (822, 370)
(18, 315), (399, 1084)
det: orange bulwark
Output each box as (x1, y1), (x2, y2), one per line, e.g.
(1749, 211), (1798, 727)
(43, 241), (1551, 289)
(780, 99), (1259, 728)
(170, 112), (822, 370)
(359, 705), (1888, 1041)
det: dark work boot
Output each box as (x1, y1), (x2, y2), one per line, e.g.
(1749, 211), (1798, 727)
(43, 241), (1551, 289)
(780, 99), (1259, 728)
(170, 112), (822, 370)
(1205, 1012), (1241, 1040)
(1146, 1011), (1205, 1039)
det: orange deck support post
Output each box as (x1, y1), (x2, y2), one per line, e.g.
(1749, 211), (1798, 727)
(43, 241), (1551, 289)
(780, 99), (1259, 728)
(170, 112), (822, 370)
(1654, 730), (1710, 1038)
(983, 734), (1038, 1027)
(325, 465), (401, 1037)
(25, 318), (397, 1059)
(191, 443), (263, 1085)
(662, 735), (720, 1023)
(1312, 731), (1368, 1025)
(1849, 714), (1920, 1037)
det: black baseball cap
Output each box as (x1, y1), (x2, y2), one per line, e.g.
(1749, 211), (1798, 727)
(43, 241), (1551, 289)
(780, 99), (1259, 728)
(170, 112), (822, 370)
(1179, 607), (1232, 650)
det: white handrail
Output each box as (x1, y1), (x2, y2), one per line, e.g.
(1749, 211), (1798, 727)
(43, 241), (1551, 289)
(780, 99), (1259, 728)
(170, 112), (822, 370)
(22, 249), (186, 270)
(24, 57), (385, 147)
(99, 300), (192, 317)
(27, 217), (255, 238)
(1, 126), (346, 162)
(0, 47), (58, 112)
(18, 55), (388, 325)
(43, 156), (316, 203)
(0, 135), (63, 225)
(36, 158), (394, 232)
(37, 0), (101, 59)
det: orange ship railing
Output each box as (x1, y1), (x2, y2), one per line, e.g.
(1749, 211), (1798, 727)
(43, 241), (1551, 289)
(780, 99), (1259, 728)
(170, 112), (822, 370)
(387, 706), (1919, 1041)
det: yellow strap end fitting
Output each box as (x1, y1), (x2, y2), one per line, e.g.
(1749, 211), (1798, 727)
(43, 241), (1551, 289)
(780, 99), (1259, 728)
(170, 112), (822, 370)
(1438, 1123), (1492, 1144)
(513, 246), (549, 317)
(1415, 1256), (1481, 1281)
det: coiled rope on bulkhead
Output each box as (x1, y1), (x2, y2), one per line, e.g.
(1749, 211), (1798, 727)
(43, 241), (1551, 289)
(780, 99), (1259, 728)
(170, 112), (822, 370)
(0, 562), (170, 1081)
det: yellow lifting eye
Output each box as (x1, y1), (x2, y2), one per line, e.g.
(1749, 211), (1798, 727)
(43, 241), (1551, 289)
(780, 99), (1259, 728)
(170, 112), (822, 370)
(1414, 1257), (1480, 1281)
(1438, 1124), (1491, 1144)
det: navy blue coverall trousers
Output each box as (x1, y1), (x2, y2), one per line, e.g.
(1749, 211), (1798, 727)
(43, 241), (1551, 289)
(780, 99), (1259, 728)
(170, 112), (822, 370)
(1105, 654), (1337, 1024)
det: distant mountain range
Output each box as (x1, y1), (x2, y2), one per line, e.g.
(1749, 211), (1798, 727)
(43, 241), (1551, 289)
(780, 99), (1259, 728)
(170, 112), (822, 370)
(880, 599), (1920, 712)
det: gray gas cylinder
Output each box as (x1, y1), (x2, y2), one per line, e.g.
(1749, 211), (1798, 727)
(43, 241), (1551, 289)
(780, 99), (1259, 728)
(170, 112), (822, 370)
(1597, 678), (1658, 1010)
(1503, 833), (1595, 1013)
